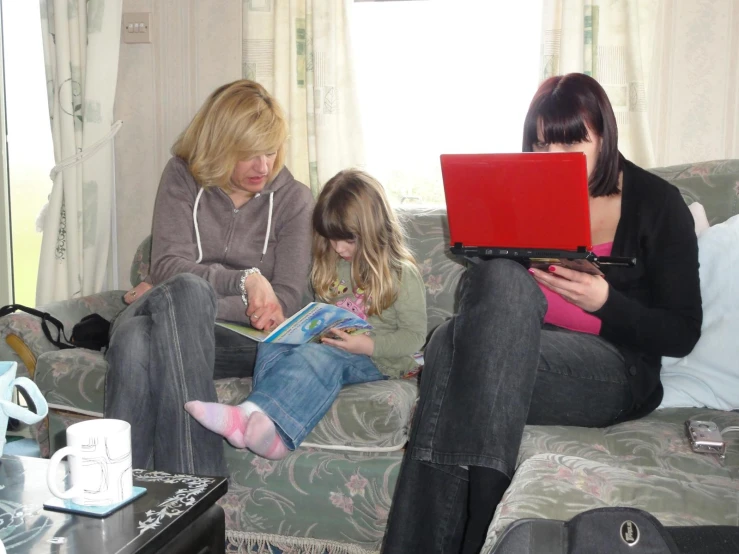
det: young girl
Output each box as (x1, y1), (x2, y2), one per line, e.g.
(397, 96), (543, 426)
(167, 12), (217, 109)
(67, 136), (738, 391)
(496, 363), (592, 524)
(185, 169), (427, 459)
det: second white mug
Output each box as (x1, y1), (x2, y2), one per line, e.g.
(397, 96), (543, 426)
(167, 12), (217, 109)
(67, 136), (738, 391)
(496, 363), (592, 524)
(46, 418), (133, 506)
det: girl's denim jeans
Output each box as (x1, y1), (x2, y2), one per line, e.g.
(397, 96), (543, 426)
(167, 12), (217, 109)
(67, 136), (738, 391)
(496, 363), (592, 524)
(105, 273), (257, 477)
(248, 342), (385, 450)
(382, 259), (633, 554)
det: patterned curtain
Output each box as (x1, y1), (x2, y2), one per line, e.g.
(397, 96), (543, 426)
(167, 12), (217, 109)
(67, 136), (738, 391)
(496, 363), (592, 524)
(243, 0), (364, 196)
(540, 0), (658, 168)
(37, 0), (123, 304)
(649, 0), (739, 166)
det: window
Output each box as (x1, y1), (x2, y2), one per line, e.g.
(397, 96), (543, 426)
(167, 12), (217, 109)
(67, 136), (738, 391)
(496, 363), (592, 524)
(351, 0), (543, 204)
(1, 0), (55, 305)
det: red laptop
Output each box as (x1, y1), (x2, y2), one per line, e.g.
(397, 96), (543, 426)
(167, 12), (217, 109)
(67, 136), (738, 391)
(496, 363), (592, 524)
(439, 152), (635, 273)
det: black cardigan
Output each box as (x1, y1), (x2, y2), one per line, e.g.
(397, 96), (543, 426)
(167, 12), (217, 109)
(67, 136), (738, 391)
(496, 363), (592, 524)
(592, 159), (702, 420)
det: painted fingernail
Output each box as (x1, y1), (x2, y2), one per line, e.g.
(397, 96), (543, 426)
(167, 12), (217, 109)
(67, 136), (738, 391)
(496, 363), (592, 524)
(548, 265), (557, 272)
(527, 268), (535, 274)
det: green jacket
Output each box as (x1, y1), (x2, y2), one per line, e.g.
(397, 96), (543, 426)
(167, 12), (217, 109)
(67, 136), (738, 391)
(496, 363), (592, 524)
(331, 259), (427, 378)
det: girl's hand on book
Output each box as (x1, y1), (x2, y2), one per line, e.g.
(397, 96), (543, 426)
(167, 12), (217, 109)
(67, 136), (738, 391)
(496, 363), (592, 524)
(321, 329), (375, 356)
(528, 265), (609, 312)
(245, 274), (285, 331)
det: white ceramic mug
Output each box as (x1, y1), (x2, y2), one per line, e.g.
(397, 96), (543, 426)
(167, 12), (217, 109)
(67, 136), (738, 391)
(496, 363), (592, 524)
(46, 419), (133, 506)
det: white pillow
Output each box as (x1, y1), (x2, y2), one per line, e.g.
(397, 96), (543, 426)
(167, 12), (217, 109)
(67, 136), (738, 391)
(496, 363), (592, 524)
(659, 213), (739, 410)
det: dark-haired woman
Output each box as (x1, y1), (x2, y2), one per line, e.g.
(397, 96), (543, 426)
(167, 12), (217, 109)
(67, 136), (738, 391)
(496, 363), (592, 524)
(381, 73), (702, 554)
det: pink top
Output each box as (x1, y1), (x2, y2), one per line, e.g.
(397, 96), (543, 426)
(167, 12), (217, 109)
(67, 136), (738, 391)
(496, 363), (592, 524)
(538, 242), (613, 335)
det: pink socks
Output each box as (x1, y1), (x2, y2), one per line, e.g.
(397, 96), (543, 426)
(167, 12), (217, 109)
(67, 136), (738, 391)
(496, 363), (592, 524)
(184, 401), (289, 460)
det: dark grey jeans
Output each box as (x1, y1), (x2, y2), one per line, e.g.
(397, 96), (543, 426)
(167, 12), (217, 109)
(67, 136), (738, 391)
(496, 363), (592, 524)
(382, 259), (633, 553)
(104, 273), (257, 477)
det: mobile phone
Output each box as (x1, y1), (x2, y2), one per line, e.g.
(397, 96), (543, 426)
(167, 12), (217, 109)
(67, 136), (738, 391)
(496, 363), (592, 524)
(685, 420), (726, 457)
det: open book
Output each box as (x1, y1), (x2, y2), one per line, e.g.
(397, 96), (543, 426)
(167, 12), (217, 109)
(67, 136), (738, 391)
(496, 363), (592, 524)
(216, 302), (373, 345)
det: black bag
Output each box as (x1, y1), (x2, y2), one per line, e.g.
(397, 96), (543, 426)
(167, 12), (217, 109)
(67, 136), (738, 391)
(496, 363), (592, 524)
(0, 304), (110, 351)
(490, 507), (679, 553)
(69, 313), (111, 351)
(489, 507), (739, 554)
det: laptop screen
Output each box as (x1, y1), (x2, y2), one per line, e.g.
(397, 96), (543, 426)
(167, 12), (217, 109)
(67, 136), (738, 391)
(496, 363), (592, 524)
(440, 153), (592, 252)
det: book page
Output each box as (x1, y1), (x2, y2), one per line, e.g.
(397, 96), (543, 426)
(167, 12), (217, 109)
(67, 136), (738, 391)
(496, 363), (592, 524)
(214, 321), (270, 342)
(266, 303), (373, 344)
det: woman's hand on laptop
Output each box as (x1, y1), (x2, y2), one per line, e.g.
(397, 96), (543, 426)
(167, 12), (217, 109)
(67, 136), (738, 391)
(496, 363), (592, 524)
(528, 265), (609, 312)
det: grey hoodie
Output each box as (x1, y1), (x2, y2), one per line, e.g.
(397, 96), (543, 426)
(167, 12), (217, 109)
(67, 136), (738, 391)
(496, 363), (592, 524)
(150, 157), (314, 323)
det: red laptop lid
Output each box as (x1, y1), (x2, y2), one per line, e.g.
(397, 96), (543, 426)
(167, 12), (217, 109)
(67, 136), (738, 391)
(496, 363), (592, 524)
(440, 153), (592, 252)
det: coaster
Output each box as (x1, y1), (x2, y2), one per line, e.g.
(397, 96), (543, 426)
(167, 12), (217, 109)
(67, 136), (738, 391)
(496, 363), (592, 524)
(43, 486), (147, 518)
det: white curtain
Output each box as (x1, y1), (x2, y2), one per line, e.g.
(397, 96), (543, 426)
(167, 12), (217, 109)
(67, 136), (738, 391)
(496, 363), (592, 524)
(649, 0), (739, 166)
(37, 0), (123, 305)
(540, 0), (658, 168)
(243, 0), (364, 196)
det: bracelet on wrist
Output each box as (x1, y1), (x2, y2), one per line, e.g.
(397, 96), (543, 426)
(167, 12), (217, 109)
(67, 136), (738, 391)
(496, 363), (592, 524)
(239, 267), (261, 306)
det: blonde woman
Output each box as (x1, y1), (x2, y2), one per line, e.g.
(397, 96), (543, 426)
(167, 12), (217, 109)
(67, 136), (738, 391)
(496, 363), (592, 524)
(105, 80), (314, 477)
(185, 170), (427, 460)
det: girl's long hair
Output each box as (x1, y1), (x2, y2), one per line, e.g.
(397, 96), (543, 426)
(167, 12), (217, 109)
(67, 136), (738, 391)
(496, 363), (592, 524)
(311, 170), (417, 316)
(172, 79), (288, 191)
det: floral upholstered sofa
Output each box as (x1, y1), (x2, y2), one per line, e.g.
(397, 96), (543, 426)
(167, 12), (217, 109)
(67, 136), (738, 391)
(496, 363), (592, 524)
(2, 159), (739, 553)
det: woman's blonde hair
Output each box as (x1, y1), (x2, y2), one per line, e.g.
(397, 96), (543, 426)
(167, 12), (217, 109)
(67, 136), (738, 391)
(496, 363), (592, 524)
(172, 79), (288, 191)
(311, 169), (417, 316)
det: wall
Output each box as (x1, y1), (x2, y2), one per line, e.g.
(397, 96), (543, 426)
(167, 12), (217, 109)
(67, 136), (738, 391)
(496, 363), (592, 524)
(649, 0), (739, 166)
(114, 0), (241, 288)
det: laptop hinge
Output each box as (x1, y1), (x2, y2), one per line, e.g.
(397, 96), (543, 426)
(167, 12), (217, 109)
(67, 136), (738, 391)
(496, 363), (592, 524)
(577, 246), (588, 253)
(454, 242), (464, 250)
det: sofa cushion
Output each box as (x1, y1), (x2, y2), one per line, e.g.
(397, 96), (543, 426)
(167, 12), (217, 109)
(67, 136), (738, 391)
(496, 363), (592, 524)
(35, 348), (108, 417)
(484, 408), (739, 552)
(660, 215), (739, 410)
(34, 351), (419, 453)
(222, 444), (403, 552)
(649, 159), (739, 225)
(398, 206), (466, 335)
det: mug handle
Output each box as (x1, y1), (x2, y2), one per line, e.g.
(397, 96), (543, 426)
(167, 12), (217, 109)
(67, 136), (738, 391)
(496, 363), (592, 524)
(47, 446), (82, 500)
(0, 377), (49, 425)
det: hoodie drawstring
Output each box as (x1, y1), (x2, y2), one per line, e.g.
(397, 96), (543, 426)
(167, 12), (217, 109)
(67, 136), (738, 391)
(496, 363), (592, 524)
(192, 188), (274, 264)
(261, 191), (274, 262)
(193, 187), (205, 263)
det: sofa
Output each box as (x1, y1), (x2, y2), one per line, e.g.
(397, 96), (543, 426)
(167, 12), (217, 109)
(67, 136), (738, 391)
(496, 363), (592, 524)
(1, 158), (738, 554)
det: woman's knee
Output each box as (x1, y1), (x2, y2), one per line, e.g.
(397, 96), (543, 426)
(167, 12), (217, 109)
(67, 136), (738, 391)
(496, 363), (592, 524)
(106, 317), (151, 389)
(460, 259), (543, 309)
(162, 273), (216, 307)
(466, 258), (528, 289)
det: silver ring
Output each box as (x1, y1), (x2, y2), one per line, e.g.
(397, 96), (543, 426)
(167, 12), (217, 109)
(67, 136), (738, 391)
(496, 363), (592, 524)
(130, 290), (137, 297)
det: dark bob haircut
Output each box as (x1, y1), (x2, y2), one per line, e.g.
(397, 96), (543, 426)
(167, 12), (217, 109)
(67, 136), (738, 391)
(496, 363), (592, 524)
(522, 73), (623, 197)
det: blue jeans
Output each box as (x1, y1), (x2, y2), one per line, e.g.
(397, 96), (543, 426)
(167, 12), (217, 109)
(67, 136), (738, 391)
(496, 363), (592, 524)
(382, 259), (633, 553)
(248, 342), (386, 450)
(104, 274), (257, 477)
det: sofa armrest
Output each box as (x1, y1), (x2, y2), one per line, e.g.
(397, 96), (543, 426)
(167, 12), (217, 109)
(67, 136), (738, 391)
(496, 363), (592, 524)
(0, 290), (126, 377)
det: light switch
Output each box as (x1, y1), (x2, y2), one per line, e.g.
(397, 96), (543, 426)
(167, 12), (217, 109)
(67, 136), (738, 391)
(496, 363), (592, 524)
(122, 12), (151, 44)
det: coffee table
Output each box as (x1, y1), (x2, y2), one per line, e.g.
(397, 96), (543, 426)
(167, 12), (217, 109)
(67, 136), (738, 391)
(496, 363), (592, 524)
(0, 455), (227, 553)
